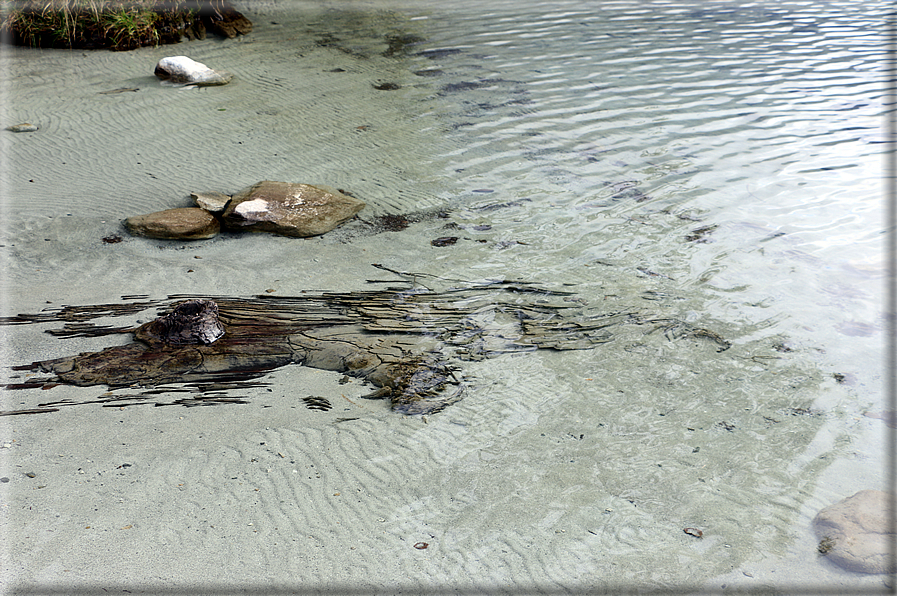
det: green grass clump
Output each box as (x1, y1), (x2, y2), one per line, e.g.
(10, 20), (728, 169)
(1, 0), (205, 50)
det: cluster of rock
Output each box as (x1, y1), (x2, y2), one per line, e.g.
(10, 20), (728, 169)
(125, 181), (366, 241)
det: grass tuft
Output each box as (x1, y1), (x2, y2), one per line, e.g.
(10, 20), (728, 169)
(0, 1), (240, 50)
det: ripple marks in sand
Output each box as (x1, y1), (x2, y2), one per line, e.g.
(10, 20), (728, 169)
(5, 41), (452, 225)
(146, 419), (467, 584)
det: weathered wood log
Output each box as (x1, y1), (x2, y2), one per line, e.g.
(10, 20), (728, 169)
(1, 266), (729, 415)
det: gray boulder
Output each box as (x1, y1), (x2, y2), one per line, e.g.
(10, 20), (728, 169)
(221, 181), (365, 237)
(813, 489), (895, 574)
(125, 207), (220, 240)
(154, 56), (233, 86)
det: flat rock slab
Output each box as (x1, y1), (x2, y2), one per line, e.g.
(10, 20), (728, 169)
(154, 56), (233, 86)
(125, 207), (220, 240)
(813, 489), (896, 574)
(222, 181), (365, 237)
(191, 191), (231, 213)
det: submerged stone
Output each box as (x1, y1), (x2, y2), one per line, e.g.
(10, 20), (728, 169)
(222, 181), (365, 237)
(6, 123), (38, 133)
(813, 489), (896, 574)
(125, 207), (220, 240)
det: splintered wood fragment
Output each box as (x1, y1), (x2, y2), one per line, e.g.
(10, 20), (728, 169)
(0, 407), (60, 416)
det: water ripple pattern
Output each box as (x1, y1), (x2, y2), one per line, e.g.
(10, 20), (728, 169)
(402, 0), (888, 341)
(0, 0), (890, 592)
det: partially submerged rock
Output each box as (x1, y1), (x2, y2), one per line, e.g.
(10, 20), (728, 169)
(813, 489), (896, 574)
(124, 207), (220, 240)
(222, 181), (365, 237)
(125, 181), (365, 241)
(154, 56), (233, 86)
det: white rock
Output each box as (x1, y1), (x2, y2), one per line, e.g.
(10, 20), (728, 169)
(154, 56), (233, 86)
(234, 198), (270, 216)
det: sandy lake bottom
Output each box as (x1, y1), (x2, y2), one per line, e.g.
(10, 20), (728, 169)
(0, 0), (893, 593)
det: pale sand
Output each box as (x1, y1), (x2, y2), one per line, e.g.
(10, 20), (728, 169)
(1, 2), (891, 594)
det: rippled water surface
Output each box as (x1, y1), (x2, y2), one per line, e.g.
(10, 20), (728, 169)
(0, 0), (892, 592)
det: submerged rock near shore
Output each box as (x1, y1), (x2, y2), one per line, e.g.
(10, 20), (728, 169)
(123, 181), (365, 240)
(222, 181), (366, 237)
(813, 489), (896, 574)
(5, 123), (38, 133)
(125, 207), (220, 240)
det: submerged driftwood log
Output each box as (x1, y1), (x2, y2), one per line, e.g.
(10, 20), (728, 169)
(1, 266), (729, 416)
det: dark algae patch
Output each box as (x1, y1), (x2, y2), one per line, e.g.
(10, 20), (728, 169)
(1, 266), (730, 416)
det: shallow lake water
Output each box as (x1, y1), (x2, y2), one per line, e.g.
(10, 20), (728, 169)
(0, 0), (892, 593)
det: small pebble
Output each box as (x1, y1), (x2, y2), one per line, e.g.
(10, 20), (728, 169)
(6, 123), (39, 133)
